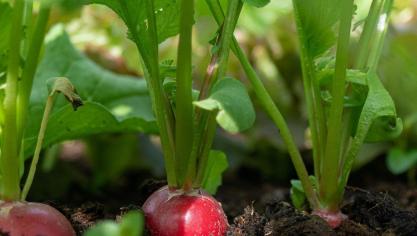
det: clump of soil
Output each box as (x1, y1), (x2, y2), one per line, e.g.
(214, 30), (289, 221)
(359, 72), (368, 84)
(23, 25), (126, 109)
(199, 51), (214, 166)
(228, 187), (417, 235)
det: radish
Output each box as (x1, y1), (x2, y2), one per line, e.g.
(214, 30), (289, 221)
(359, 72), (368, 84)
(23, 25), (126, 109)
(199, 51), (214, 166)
(143, 186), (228, 236)
(0, 201), (75, 236)
(312, 209), (347, 228)
(85, 0), (251, 234)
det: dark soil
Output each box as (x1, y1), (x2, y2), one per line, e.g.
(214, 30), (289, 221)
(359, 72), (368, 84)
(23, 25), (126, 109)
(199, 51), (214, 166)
(32, 146), (417, 235)
(227, 187), (417, 235)
(50, 177), (417, 236)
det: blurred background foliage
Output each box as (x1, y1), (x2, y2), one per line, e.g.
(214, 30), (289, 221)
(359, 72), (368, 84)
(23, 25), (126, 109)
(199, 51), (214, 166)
(26, 0), (417, 201)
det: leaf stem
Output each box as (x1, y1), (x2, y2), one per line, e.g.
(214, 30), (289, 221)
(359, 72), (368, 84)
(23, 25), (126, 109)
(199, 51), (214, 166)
(320, 0), (354, 211)
(17, 4), (51, 154)
(141, 0), (177, 187)
(335, 0), (394, 203)
(355, 0), (383, 70)
(367, 0), (393, 72)
(1, 0), (25, 201)
(292, 1), (327, 181)
(193, 0), (241, 187)
(21, 95), (54, 200)
(176, 0), (195, 189)
(204, 0), (319, 209)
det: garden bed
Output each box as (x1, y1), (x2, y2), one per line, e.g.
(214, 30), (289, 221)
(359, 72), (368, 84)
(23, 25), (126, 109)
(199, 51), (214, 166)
(45, 163), (417, 236)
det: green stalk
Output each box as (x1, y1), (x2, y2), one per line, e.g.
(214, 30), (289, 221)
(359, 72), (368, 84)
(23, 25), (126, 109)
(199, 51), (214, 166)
(355, 0), (383, 70)
(336, 0), (394, 200)
(204, 0), (319, 209)
(118, 0), (177, 187)
(17, 5), (51, 152)
(320, 0), (354, 211)
(193, 0), (241, 186)
(292, 1), (327, 180)
(176, 0), (195, 189)
(22, 0), (33, 57)
(141, 0), (177, 187)
(1, 0), (25, 201)
(21, 95), (54, 200)
(367, 0), (393, 72)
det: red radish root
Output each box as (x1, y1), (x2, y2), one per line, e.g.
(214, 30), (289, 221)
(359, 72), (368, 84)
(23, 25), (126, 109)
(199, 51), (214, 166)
(143, 185), (228, 236)
(312, 209), (347, 228)
(0, 201), (75, 236)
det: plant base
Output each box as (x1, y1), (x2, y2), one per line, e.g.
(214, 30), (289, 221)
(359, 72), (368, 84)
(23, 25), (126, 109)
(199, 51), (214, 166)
(312, 209), (347, 228)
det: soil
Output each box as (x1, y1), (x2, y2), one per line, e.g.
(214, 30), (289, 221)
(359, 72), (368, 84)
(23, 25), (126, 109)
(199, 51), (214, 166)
(48, 175), (417, 236)
(31, 148), (417, 236)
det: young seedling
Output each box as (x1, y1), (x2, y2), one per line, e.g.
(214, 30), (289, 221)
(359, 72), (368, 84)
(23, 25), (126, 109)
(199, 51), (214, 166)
(83, 0), (255, 235)
(207, 0), (401, 228)
(0, 1), (76, 235)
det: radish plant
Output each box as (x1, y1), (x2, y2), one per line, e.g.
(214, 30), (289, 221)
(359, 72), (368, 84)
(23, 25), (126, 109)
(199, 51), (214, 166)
(207, 0), (402, 228)
(1, 1), (154, 234)
(83, 0), (255, 235)
(0, 1), (77, 235)
(239, 0), (401, 228)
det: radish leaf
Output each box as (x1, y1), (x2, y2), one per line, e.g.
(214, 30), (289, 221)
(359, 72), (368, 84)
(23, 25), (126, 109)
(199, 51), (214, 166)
(85, 0), (180, 44)
(84, 211), (144, 236)
(201, 150), (228, 195)
(194, 77), (255, 133)
(24, 27), (156, 157)
(293, 0), (341, 58)
(343, 73), (402, 180)
(387, 148), (417, 175)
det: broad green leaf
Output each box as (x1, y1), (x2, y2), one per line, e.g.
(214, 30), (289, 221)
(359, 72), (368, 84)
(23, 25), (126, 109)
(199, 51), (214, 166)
(84, 211), (144, 236)
(345, 73), (402, 172)
(293, 0), (341, 58)
(359, 73), (402, 142)
(85, 0), (180, 44)
(194, 77), (255, 133)
(201, 150), (228, 195)
(386, 148), (417, 175)
(24, 26), (156, 157)
(243, 0), (270, 8)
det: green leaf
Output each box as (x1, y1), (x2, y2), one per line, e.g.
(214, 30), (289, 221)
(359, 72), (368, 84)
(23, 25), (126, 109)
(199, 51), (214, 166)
(345, 73), (402, 169)
(23, 26), (157, 157)
(293, 0), (341, 58)
(201, 150), (228, 195)
(194, 77), (255, 133)
(84, 211), (144, 236)
(358, 73), (403, 142)
(319, 69), (368, 108)
(85, 0), (180, 44)
(243, 0), (270, 8)
(290, 176), (317, 210)
(290, 179), (306, 210)
(386, 148), (417, 175)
